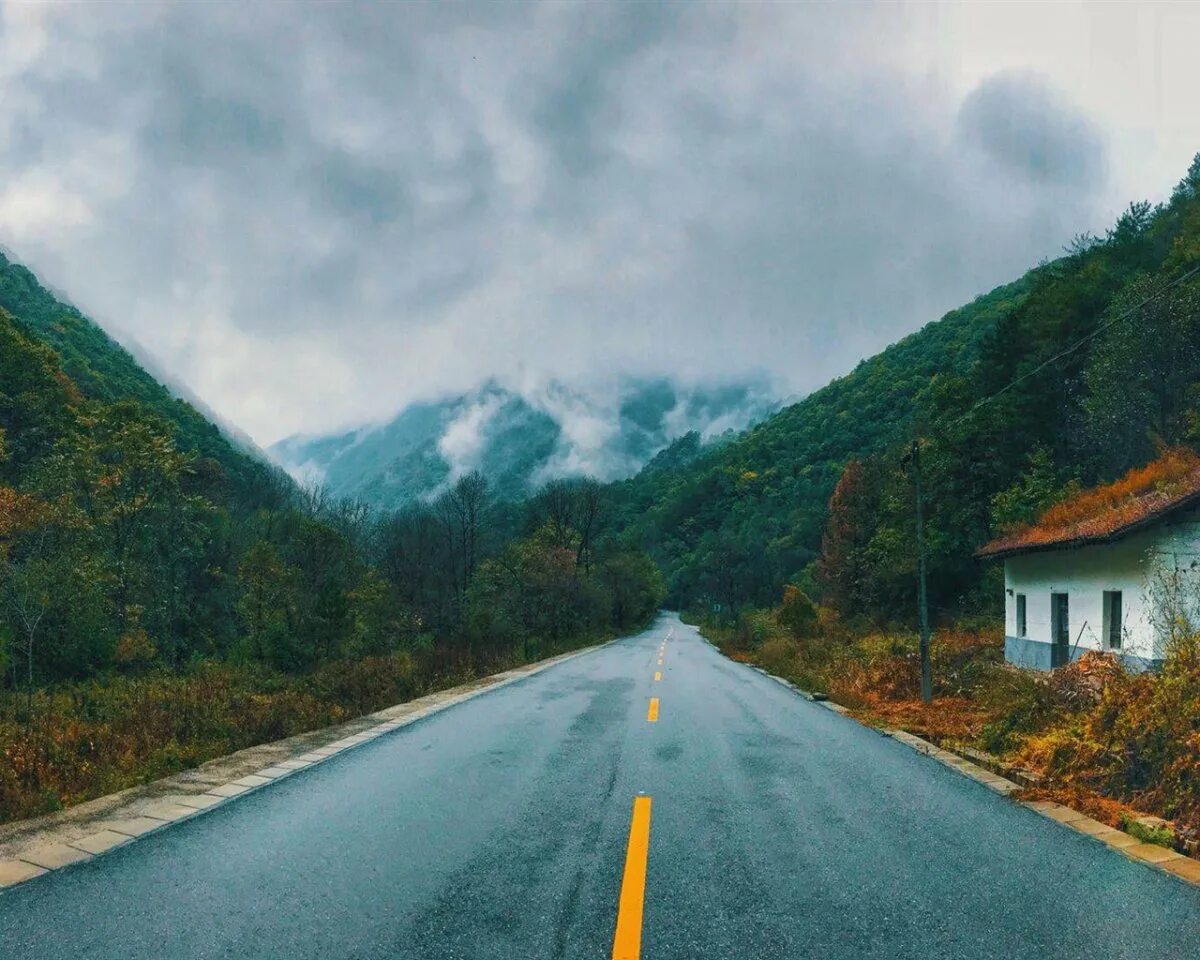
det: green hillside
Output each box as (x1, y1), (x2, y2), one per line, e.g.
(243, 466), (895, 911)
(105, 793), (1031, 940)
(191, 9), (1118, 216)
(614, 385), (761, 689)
(618, 155), (1200, 621)
(0, 251), (277, 503)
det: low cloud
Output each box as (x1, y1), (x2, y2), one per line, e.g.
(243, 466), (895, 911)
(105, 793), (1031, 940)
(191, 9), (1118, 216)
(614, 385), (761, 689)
(0, 2), (1131, 445)
(437, 391), (505, 483)
(958, 71), (1107, 188)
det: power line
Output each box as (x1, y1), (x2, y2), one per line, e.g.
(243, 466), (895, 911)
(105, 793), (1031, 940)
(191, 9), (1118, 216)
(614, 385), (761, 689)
(950, 261), (1200, 429)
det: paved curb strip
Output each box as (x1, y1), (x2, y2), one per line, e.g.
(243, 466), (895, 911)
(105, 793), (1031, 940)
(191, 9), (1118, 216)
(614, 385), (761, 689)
(742, 662), (1200, 889)
(0, 641), (610, 892)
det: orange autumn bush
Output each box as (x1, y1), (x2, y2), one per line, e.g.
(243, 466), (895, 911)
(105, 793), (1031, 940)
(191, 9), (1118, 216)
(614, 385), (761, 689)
(1014, 643), (1200, 833)
(702, 605), (1011, 742)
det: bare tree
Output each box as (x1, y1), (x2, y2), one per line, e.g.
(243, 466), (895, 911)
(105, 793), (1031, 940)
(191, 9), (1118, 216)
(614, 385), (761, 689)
(376, 505), (446, 620)
(437, 471), (490, 597)
(328, 496), (373, 550)
(1147, 556), (1200, 664)
(574, 479), (604, 573)
(538, 479), (577, 549)
(529, 477), (604, 572)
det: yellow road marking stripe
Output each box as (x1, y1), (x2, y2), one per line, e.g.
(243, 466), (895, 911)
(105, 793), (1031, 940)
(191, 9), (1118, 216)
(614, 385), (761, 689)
(612, 796), (652, 960)
(654, 671), (661, 681)
(647, 697), (659, 722)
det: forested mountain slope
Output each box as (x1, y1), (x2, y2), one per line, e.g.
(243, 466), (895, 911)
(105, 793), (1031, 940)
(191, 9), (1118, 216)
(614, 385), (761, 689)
(619, 156), (1200, 621)
(608, 275), (1029, 606)
(0, 251), (278, 502)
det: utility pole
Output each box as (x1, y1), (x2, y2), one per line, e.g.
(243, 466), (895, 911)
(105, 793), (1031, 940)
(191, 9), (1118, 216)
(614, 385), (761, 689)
(908, 439), (933, 704)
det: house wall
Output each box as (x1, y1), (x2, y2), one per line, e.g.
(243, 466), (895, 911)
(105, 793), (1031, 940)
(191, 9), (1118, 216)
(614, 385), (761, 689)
(1003, 529), (1162, 671)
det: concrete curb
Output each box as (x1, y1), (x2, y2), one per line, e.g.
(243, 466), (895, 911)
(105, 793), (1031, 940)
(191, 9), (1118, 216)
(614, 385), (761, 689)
(0, 640), (611, 893)
(741, 662), (1200, 888)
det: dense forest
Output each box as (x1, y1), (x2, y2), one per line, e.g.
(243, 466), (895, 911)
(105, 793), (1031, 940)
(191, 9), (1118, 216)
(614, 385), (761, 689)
(0, 266), (663, 819)
(669, 156), (1200, 838)
(614, 155), (1200, 629)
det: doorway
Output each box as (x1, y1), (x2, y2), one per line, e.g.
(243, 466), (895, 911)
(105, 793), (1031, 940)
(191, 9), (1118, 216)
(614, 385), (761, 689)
(1050, 592), (1070, 668)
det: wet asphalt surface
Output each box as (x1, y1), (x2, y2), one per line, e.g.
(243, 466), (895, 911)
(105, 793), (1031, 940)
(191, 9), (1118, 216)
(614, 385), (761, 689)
(2, 611), (1200, 959)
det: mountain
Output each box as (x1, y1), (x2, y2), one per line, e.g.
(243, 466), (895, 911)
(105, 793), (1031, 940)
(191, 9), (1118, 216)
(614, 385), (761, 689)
(613, 155), (1200, 618)
(608, 277), (1030, 606)
(270, 378), (778, 507)
(0, 250), (279, 503)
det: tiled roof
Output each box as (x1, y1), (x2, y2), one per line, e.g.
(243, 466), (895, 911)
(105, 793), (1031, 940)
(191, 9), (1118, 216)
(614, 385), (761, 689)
(977, 448), (1200, 559)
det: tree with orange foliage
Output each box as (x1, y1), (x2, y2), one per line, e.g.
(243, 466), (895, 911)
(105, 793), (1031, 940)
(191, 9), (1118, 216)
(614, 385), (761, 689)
(816, 459), (879, 619)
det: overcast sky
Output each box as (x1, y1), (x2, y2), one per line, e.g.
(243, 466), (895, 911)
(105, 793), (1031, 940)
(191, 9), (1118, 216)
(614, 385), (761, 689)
(1, 1), (1199, 445)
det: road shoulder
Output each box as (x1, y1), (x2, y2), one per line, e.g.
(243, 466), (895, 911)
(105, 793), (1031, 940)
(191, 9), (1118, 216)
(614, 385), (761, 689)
(725, 643), (1200, 891)
(0, 640), (610, 892)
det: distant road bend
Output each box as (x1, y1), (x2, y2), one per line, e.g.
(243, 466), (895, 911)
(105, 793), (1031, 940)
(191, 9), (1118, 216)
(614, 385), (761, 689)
(2, 612), (1198, 959)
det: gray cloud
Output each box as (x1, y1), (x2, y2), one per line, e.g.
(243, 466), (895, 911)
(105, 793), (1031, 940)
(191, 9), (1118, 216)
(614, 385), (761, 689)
(958, 71), (1107, 188)
(0, 2), (1117, 444)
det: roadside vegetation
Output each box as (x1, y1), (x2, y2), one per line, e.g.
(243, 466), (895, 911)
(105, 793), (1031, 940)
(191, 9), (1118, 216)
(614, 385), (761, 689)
(0, 301), (664, 823)
(697, 588), (1200, 851)
(0, 639), (604, 824)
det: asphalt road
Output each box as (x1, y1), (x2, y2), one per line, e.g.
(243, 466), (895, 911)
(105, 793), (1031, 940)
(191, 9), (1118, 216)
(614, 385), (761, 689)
(2, 611), (1199, 959)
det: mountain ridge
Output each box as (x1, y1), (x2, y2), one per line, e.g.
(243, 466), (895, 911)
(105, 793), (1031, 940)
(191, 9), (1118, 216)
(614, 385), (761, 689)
(270, 377), (778, 506)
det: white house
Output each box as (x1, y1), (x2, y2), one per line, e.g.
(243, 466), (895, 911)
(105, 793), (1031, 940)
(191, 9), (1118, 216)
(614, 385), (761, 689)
(978, 456), (1200, 671)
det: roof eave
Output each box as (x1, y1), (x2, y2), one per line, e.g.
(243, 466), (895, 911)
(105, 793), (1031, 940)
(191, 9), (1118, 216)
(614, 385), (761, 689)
(975, 488), (1200, 561)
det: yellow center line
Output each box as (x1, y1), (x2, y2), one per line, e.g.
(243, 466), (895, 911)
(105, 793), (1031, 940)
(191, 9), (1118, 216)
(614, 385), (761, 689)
(612, 796), (653, 960)
(653, 671), (661, 681)
(647, 697), (659, 722)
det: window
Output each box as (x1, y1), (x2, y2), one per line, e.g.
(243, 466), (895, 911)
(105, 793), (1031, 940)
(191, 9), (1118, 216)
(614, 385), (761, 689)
(1103, 590), (1123, 650)
(1015, 594), (1026, 637)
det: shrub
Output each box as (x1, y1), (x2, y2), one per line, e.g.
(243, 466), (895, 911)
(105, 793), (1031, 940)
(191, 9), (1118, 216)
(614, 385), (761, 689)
(734, 610), (773, 650)
(757, 636), (800, 678)
(778, 585), (818, 638)
(0, 637), (570, 824)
